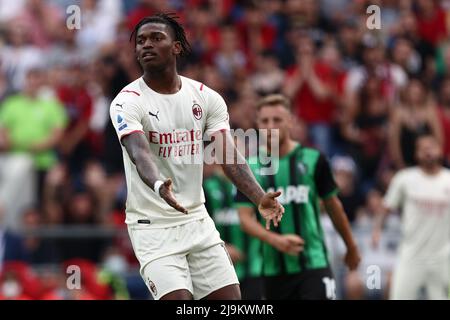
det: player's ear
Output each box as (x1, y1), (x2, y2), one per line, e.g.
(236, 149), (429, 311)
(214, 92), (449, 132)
(285, 109), (294, 130)
(173, 41), (182, 56)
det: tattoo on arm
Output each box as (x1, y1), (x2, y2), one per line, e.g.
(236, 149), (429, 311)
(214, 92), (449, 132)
(223, 162), (265, 205)
(217, 132), (265, 205)
(122, 132), (160, 191)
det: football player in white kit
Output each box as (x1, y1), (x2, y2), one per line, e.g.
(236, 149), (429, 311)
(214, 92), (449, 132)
(373, 134), (450, 299)
(109, 14), (284, 300)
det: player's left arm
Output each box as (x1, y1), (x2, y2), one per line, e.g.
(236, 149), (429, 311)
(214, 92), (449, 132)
(315, 153), (360, 271)
(214, 130), (284, 229)
(204, 86), (283, 229)
(323, 196), (360, 270)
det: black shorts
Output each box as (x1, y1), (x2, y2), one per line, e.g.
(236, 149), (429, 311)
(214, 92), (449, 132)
(264, 267), (336, 300)
(240, 277), (264, 300)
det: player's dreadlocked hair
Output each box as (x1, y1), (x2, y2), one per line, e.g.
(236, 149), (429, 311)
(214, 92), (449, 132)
(129, 13), (192, 57)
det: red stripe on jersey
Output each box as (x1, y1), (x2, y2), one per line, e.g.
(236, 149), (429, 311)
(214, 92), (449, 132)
(210, 128), (229, 137)
(120, 90), (141, 96)
(119, 130), (145, 143)
(200, 83), (204, 91)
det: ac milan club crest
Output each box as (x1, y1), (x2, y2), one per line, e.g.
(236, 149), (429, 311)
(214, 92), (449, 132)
(192, 103), (203, 120)
(148, 279), (157, 296)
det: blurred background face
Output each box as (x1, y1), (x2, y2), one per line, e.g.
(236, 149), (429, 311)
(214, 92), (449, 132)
(285, 0), (302, 13)
(24, 70), (44, 96)
(296, 36), (315, 56)
(69, 193), (94, 223)
(334, 169), (354, 193)
(201, 66), (226, 92)
(254, 52), (278, 73)
(392, 38), (413, 65)
(256, 104), (292, 147)
(331, 156), (356, 194)
(400, 11), (417, 33)
(220, 27), (239, 53)
(245, 6), (264, 27)
(415, 136), (443, 167)
(303, 0), (318, 14)
(339, 25), (358, 47)
(405, 79), (426, 105)
(363, 46), (384, 67)
(22, 208), (40, 227)
(417, 0), (435, 13)
(320, 44), (341, 68)
(8, 23), (29, 46)
(190, 7), (211, 29)
(27, 0), (45, 12)
(228, 83), (257, 130)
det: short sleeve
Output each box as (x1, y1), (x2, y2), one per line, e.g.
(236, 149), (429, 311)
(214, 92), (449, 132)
(109, 96), (144, 143)
(314, 153), (339, 199)
(383, 171), (405, 210)
(203, 86), (230, 138)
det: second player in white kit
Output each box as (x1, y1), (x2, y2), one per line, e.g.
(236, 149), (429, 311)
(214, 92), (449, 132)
(373, 134), (450, 300)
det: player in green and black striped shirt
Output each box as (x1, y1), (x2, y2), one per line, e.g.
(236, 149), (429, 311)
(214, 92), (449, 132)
(203, 164), (264, 299)
(235, 94), (361, 300)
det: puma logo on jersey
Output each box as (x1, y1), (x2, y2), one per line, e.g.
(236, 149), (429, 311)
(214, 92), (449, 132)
(149, 110), (160, 121)
(115, 102), (124, 108)
(267, 185), (310, 204)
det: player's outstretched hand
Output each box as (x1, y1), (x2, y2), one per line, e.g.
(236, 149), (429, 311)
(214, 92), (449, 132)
(159, 178), (188, 214)
(258, 191), (285, 230)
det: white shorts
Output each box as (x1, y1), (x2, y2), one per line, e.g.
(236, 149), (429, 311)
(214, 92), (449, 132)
(390, 258), (449, 300)
(128, 216), (239, 300)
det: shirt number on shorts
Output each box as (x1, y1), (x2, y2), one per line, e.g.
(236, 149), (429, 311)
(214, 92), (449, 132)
(322, 277), (336, 300)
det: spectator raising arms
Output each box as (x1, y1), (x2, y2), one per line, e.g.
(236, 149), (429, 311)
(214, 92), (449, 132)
(388, 78), (443, 169)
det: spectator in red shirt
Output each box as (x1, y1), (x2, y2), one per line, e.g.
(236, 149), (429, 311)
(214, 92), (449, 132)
(56, 62), (94, 175)
(415, 0), (448, 47)
(236, 2), (276, 63)
(213, 24), (248, 82)
(283, 33), (340, 155)
(185, 3), (221, 64)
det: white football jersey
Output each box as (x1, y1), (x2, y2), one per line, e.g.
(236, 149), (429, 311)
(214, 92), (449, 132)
(384, 167), (450, 262)
(110, 76), (230, 228)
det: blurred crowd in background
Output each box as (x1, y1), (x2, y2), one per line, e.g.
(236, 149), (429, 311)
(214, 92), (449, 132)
(0, 0), (449, 300)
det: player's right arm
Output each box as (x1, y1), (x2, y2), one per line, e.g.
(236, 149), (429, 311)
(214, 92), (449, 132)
(372, 171), (405, 247)
(203, 85), (284, 228)
(236, 202), (303, 256)
(121, 133), (187, 214)
(110, 95), (187, 214)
